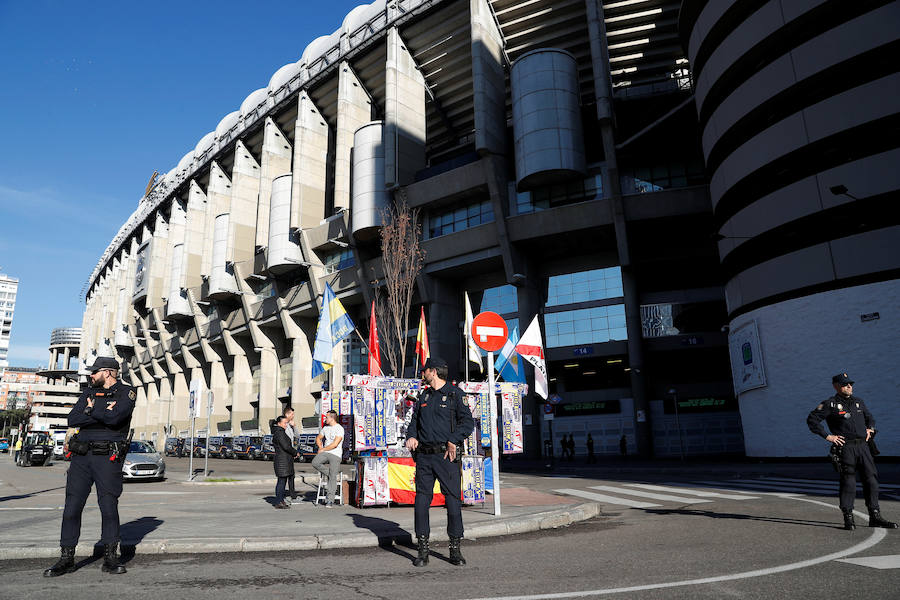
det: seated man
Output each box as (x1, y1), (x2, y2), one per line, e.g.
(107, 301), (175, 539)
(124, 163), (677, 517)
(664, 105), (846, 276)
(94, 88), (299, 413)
(311, 410), (344, 507)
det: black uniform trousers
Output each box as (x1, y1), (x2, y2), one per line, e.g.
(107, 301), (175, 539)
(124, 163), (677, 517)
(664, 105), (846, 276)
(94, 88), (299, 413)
(414, 452), (463, 538)
(838, 438), (879, 512)
(61, 451), (124, 547)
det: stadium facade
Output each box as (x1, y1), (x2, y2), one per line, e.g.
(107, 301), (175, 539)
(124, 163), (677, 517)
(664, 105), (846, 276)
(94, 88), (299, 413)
(82, 0), (896, 457)
(680, 0), (900, 457)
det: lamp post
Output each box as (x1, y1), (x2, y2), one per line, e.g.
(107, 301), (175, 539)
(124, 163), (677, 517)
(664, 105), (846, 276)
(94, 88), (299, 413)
(667, 387), (685, 461)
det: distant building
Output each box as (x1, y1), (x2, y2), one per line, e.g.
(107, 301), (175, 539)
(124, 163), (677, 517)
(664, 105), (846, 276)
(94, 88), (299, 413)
(33, 328), (83, 432)
(0, 273), (18, 368)
(0, 367), (44, 413)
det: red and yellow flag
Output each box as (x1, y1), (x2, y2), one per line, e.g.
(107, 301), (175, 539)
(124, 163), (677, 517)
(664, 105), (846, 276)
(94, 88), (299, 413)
(415, 306), (430, 366)
(367, 300), (382, 376)
(387, 457), (444, 505)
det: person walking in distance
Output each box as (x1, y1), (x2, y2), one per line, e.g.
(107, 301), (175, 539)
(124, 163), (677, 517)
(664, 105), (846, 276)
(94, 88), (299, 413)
(312, 410), (344, 507)
(43, 357), (136, 577)
(271, 416), (299, 509)
(807, 372), (897, 530)
(586, 434), (596, 464)
(405, 357), (474, 567)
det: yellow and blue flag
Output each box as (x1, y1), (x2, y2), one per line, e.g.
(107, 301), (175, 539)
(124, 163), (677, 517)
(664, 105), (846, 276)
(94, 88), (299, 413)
(311, 283), (356, 378)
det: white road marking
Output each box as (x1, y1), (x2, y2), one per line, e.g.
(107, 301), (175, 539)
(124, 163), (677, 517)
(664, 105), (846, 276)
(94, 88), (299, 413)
(762, 477), (900, 490)
(0, 507), (62, 511)
(836, 554), (900, 569)
(588, 485), (711, 504)
(554, 488), (660, 508)
(462, 496), (887, 600)
(624, 484), (758, 500)
(691, 480), (811, 494)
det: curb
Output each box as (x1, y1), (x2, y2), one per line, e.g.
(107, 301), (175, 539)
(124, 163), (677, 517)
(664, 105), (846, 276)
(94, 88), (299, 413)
(0, 501), (601, 560)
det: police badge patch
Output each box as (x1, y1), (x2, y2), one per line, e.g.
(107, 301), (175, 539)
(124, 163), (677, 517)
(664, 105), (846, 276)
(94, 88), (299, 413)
(129, 390), (136, 401)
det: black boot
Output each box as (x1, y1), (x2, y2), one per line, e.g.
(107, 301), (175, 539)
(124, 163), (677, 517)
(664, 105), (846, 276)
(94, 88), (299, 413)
(101, 543), (127, 574)
(868, 509), (899, 529)
(842, 510), (856, 531)
(43, 546), (76, 577)
(448, 536), (466, 566)
(413, 535), (429, 567)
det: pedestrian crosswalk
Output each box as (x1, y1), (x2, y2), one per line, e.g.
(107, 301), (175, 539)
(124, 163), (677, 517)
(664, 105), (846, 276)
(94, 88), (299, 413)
(554, 477), (900, 509)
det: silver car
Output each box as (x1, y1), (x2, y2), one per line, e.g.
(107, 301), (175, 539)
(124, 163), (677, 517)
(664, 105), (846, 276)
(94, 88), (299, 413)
(122, 441), (166, 481)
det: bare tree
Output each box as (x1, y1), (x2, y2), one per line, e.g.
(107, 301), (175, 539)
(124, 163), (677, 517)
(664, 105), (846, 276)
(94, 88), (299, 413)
(378, 192), (425, 377)
(373, 286), (399, 376)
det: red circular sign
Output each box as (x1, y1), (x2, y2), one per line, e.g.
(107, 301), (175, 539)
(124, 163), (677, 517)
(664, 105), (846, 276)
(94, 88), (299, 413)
(471, 311), (508, 352)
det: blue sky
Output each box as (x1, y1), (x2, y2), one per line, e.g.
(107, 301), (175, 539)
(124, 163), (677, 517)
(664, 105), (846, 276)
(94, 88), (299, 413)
(0, 0), (364, 366)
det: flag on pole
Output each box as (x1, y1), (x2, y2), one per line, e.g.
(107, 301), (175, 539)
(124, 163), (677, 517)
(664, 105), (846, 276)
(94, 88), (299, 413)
(311, 283), (356, 378)
(495, 325), (525, 383)
(515, 315), (548, 398)
(464, 292), (483, 374)
(415, 306), (430, 366)
(367, 300), (382, 376)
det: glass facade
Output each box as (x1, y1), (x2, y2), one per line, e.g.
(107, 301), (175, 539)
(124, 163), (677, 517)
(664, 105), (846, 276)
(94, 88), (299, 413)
(321, 248), (355, 271)
(427, 199), (494, 238)
(619, 158), (705, 194)
(342, 336), (367, 378)
(514, 174), (603, 215)
(479, 285), (518, 316)
(545, 304), (627, 347)
(547, 267), (623, 306)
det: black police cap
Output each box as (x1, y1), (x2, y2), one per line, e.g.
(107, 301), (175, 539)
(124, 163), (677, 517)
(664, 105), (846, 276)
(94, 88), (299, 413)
(90, 357), (120, 373)
(422, 357), (447, 370)
(832, 372), (854, 385)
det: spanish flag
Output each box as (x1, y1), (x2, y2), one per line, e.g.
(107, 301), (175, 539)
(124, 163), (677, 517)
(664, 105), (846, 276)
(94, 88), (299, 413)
(387, 457), (445, 506)
(415, 306), (430, 366)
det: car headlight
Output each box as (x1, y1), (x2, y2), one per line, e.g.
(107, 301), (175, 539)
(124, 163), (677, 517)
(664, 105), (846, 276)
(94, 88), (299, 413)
(124, 460), (133, 466)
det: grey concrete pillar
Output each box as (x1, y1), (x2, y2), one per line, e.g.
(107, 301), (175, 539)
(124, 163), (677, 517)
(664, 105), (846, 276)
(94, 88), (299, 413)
(62, 347), (71, 371)
(228, 141), (261, 267)
(385, 27), (427, 188)
(203, 162), (232, 279)
(49, 348), (58, 370)
(291, 92), (330, 230)
(471, 0), (507, 155)
(257, 117), (293, 250)
(335, 61), (373, 212)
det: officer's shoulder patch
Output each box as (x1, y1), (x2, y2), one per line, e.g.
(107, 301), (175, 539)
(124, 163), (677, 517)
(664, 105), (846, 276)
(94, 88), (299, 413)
(816, 404), (823, 410)
(128, 390), (136, 401)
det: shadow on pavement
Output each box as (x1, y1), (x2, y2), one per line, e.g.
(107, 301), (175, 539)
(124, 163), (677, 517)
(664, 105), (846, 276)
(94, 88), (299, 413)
(120, 516), (164, 562)
(643, 508), (843, 529)
(348, 514), (417, 562)
(0, 486), (66, 502)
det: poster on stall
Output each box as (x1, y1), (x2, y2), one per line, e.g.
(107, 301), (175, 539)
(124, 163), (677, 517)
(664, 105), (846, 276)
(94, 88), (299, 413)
(359, 456), (390, 506)
(461, 454), (486, 505)
(345, 376), (422, 453)
(501, 390), (524, 454)
(339, 391), (352, 415)
(353, 387), (376, 451)
(374, 388), (388, 449)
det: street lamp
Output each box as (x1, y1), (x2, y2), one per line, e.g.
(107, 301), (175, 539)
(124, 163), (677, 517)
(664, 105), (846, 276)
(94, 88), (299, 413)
(667, 387), (685, 461)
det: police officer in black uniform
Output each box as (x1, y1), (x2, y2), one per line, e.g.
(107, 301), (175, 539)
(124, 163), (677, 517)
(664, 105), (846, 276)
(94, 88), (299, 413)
(44, 357), (137, 576)
(405, 357), (475, 567)
(807, 372), (897, 531)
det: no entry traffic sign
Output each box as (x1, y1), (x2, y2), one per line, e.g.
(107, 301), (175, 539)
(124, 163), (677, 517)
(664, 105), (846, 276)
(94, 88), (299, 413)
(471, 311), (508, 352)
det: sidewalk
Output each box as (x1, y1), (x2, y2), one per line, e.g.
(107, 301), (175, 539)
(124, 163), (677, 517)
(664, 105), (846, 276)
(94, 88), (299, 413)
(0, 458), (595, 560)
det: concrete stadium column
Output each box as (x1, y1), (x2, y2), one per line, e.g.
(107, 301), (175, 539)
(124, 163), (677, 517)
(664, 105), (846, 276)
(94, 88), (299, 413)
(418, 274), (464, 379)
(275, 298), (315, 419)
(48, 349), (58, 370)
(146, 211), (170, 311)
(335, 61), (373, 212)
(256, 118), (293, 250)
(256, 345), (280, 433)
(228, 141), (261, 268)
(171, 366), (192, 436)
(62, 347), (71, 370)
(185, 181), (209, 288)
(202, 162), (232, 279)
(222, 330), (250, 434)
(133, 385), (148, 435)
(385, 27), (427, 188)
(155, 376), (174, 442)
(516, 279), (544, 459)
(470, 0), (507, 155)
(165, 198), (187, 313)
(291, 92), (329, 231)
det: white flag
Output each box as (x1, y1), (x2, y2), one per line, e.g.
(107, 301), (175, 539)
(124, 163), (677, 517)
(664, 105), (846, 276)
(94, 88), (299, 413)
(464, 292), (483, 374)
(515, 315), (548, 399)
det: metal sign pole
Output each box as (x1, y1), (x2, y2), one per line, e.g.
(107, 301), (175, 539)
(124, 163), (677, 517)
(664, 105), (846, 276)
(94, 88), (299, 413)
(205, 391), (213, 477)
(487, 350), (501, 516)
(188, 416), (195, 481)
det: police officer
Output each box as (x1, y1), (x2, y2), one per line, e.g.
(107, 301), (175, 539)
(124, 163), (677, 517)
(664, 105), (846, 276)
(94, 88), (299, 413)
(405, 357), (474, 567)
(44, 357), (137, 576)
(807, 372), (897, 531)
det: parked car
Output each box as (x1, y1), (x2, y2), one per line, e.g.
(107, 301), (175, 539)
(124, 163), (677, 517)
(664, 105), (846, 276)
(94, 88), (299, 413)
(261, 434), (275, 460)
(122, 440), (166, 481)
(164, 437), (185, 457)
(295, 433), (319, 462)
(190, 437), (208, 457)
(16, 431), (52, 467)
(232, 435), (263, 460)
(0, 437), (9, 453)
(52, 432), (67, 459)
(207, 436), (234, 459)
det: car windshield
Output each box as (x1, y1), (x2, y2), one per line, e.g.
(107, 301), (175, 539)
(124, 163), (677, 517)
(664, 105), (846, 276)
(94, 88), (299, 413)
(128, 441), (155, 453)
